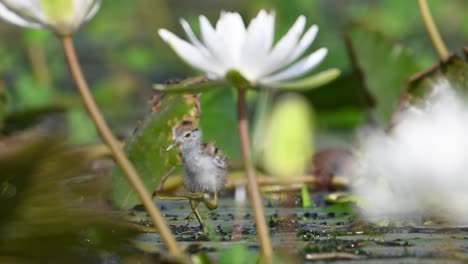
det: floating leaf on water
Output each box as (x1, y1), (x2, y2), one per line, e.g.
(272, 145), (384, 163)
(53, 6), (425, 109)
(394, 53), (468, 124)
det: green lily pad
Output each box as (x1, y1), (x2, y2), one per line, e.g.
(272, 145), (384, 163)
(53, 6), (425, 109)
(345, 23), (421, 127)
(112, 93), (200, 208)
(397, 53), (468, 111)
(200, 88), (240, 161)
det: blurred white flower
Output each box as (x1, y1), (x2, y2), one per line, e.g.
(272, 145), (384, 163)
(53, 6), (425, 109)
(158, 10), (327, 86)
(353, 80), (468, 223)
(0, 0), (101, 36)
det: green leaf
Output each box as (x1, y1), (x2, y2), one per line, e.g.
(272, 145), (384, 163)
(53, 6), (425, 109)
(200, 88), (240, 161)
(398, 53), (468, 112)
(153, 76), (224, 94)
(345, 23), (422, 127)
(268, 68), (341, 91)
(112, 93), (200, 208)
(304, 72), (368, 110)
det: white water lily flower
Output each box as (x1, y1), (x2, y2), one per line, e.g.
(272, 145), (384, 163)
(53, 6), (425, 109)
(0, 0), (101, 36)
(158, 10), (328, 86)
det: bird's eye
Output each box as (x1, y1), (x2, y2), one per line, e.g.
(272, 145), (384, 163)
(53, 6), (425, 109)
(184, 132), (191, 138)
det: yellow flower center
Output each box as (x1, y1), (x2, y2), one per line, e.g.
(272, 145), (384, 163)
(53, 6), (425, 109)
(41, 0), (74, 23)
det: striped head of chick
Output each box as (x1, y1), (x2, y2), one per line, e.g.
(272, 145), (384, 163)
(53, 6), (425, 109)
(166, 120), (201, 153)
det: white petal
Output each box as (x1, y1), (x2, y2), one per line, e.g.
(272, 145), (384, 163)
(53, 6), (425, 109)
(83, 0), (101, 23)
(258, 15), (306, 77)
(66, 0), (98, 31)
(260, 48), (328, 84)
(214, 12), (246, 67)
(158, 29), (221, 77)
(199, 15), (229, 70)
(180, 18), (204, 48)
(180, 18), (223, 71)
(239, 10), (275, 80)
(4, 0), (49, 24)
(288, 24), (319, 65)
(0, 0), (50, 27)
(72, 0), (88, 22)
(0, 1), (41, 28)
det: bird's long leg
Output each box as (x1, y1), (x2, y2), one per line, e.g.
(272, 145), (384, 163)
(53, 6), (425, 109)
(190, 199), (206, 232)
(202, 192), (218, 210)
(184, 199), (198, 226)
(154, 192), (207, 230)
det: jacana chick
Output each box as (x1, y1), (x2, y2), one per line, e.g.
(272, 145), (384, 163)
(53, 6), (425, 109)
(165, 120), (228, 229)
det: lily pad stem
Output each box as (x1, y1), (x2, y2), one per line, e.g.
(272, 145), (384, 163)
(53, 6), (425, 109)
(417, 0), (449, 58)
(60, 36), (184, 259)
(236, 87), (273, 261)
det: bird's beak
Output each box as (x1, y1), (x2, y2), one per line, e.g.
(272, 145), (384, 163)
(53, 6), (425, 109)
(166, 141), (179, 152)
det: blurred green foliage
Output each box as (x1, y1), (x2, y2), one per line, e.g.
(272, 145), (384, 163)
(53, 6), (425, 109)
(0, 2), (466, 260)
(0, 0), (466, 148)
(0, 131), (137, 263)
(218, 244), (258, 264)
(0, 0), (467, 207)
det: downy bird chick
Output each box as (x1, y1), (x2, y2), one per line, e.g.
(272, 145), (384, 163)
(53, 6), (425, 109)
(165, 120), (228, 229)
(167, 120), (228, 193)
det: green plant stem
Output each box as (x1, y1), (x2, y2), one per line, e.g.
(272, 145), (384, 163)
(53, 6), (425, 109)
(236, 87), (273, 261)
(417, 0), (449, 58)
(60, 36), (184, 259)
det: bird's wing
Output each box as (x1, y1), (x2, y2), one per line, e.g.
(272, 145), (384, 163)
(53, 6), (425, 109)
(202, 142), (228, 169)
